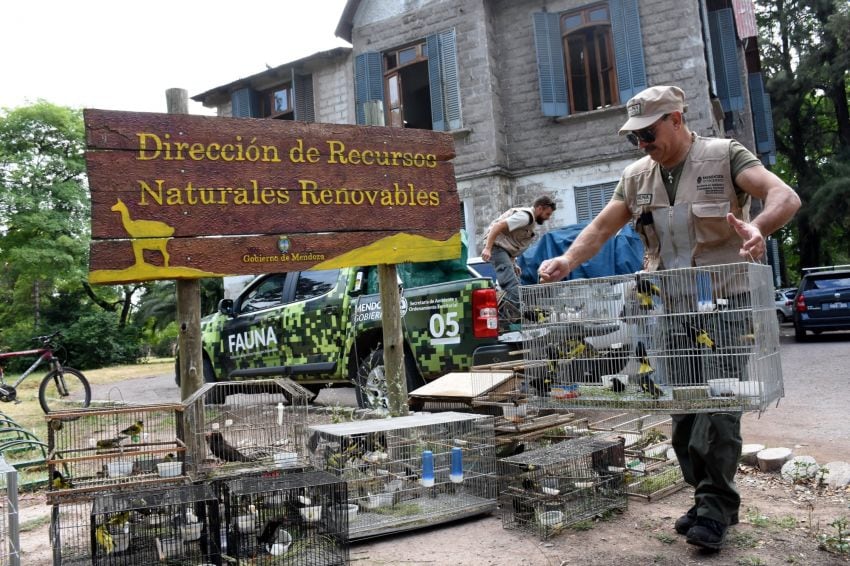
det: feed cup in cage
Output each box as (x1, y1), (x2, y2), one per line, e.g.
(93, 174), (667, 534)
(111, 531), (131, 553)
(708, 379), (737, 397)
(601, 374), (629, 390)
(235, 513), (257, 533)
(180, 521), (203, 542)
(335, 503), (358, 521)
(537, 510), (565, 528)
(502, 403), (528, 421)
(273, 451), (299, 469)
(107, 461), (133, 477)
(737, 381), (762, 397)
(157, 461), (183, 477)
(156, 536), (183, 559)
(541, 477), (560, 496)
(299, 505), (322, 522)
(268, 529), (293, 556)
(360, 493), (393, 510)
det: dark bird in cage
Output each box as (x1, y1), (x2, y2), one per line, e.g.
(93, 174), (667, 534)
(635, 277), (662, 310)
(119, 420), (144, 438)
(638, 373), (664, 398)
(48, 420), (63, 432)
(95, 524), (114, 554)
(96, 436), (125, 450)
(521, 477), (539, 492)
(52, 470), (73, 489)
(257, 515), (289, 546)
(496, 441), (525, 458)
(609, 375), (628, 393)
(206, 431), (256, 462)
(684, 323), (717, 351)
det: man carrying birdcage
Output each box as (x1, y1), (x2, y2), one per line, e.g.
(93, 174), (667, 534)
(538, 86), (800, 552)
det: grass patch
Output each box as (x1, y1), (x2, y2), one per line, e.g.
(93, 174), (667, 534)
(736, 557), (766, 566)
(729, 531), (760, 549)
(817, 516), (850, 555)
(745, 507), (798, 530)
(654, 532), (675, 544)
(569, 519), (594, 531)
(19, 515), (50, 532)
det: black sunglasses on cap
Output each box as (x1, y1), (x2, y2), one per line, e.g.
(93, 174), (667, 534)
(626, 114), (670, 146)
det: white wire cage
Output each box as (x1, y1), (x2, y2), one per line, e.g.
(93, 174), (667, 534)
(519, 263), (783, 413)
(306, 412), (497, 540)
(0, 457), (19, 566)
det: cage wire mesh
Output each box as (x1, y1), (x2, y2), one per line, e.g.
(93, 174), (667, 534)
(519, 263), (782, 413)
(0, 457), (19, 566)
(499, 435), (627, 539)
(46, 405), (186, 502)
(90, 483), (220, 565)
(221, 471), (348, 565)
(51, 497), (93, 565)
(183, 379), (311, 480)
(307, 412), (497, 539)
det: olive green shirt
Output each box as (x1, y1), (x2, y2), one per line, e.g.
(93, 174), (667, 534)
(612, 140), (762, 206)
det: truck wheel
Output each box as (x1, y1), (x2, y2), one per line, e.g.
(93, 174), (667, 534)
(355, 348), (423, 410)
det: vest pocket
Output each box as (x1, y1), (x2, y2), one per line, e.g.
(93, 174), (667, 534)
(692, 201), (733, 245)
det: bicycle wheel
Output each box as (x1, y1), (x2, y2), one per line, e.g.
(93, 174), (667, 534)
(38, 367), (91, 415)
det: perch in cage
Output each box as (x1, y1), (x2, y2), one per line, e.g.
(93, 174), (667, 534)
(307, 411), (497, 539)
(90, 483), (220, 565)
(221, 470), (348, 564)
(46, 404), (186, 502)
(182, 378), (311, 480)
(499, 435), (627, 539)
(520, 263), (783, 413)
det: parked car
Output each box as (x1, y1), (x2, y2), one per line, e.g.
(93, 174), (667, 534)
(775, 290), (794, 322)
(792, 266), (850, 341)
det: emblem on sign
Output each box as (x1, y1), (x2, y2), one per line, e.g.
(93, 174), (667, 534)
(277, 237), (291, 254)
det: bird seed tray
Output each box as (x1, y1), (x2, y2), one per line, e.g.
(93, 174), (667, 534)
(519, 263), (784, 413)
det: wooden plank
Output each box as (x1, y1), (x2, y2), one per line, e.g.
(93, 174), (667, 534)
(408, 371), (515, 400)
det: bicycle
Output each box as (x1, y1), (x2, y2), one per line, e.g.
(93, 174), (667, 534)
(0, 331), (91, 414)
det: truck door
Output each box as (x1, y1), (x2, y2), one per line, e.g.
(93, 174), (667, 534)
(284, 269), (344, 376)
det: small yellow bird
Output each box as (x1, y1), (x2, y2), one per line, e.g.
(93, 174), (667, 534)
(119, 420), (144, 438)
(52, 470), (73, 490)
(95, 524), (114, 554)
(96, 437), (124, 450)
(635, 278), (662, 310)
(685, 324), (716, 351)
(106, 511), (130, 527)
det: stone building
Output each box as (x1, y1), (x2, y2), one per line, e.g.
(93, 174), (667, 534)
(193, 0), (775, 257)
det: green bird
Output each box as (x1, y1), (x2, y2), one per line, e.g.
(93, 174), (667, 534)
(95, 524), (114, 554)
(52, 470), (73, 490)
(96, 437), (125, 450)
(119, 420), (144, 438)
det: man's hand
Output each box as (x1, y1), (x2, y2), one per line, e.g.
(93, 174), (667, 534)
(481, 246), (492, 262)
(538, 257), (571, 283)
(727, 213), (765, 260)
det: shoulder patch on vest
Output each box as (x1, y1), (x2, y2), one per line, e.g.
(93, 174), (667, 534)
(636, 193), (652, 205)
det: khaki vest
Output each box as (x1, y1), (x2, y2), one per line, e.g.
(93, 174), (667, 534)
(622, 135), (750, 271)
(486, 207), (537, 257)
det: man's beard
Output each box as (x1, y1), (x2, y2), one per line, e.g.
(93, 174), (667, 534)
(535, 216), (545, 225)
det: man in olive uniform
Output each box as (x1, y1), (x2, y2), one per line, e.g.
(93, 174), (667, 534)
(538, 86), (800, 551)
(481, 195), (556, 312)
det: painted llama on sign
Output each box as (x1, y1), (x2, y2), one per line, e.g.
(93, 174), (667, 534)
(111, 199), (174, 267)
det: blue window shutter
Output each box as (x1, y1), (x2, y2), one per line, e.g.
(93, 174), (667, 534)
(427, 30), (462, 131)
(231, 87), (259, 117)
(709, 8), (744, 112)
(533, 12), (568, 116)
(610, 0), (647, 102)
(748, 72), (774, 154)
(293, 71), (315, 123)
(355, 52), (384, 125)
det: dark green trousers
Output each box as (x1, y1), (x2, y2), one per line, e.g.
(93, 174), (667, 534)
(672, 411), (742, 525)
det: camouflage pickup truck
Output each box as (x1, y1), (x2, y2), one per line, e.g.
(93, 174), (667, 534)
(185, 263), (510, 408)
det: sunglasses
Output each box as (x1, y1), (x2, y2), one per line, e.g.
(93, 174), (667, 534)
(626, 114), (670, 146)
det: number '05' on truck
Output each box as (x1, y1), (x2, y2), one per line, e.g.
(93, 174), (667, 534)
(176, 263), (510, 409)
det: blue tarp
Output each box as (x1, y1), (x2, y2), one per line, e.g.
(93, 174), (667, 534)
(517, 222), (644, 284)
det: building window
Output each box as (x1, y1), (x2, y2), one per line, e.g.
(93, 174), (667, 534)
(562, 4), (617, 113)
(533, 0), (646, 117)
(260, 85), (294, 120)
(574, 181), (616, 222)
(355, 28), (461, 131)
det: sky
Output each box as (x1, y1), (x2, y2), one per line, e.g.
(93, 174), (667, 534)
(1, 0), (351, 115)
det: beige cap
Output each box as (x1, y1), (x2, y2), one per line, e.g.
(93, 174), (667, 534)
(618, 86), (687, 134)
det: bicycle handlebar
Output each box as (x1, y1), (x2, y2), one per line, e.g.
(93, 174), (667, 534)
(33, 330), (62, 346)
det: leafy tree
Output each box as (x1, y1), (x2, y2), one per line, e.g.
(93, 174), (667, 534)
(756, 0), (850, 269)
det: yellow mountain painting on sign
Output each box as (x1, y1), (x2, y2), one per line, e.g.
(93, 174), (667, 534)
(314, 232), (462, 270)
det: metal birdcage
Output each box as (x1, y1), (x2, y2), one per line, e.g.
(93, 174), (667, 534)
(307, 412), (497, 539)
(51, 497), (93, 565)
(0, 457), (19, 566)
(183, 379), (311, 480)
(520, 263), (783, 413)
(46, 404), (186, 503)
(221, 471), (348, 565)
(90, 483), (220, 565)
(499, 435), (628, 539)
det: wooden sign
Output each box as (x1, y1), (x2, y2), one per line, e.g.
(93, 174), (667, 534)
(84, 109), (461, 284)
